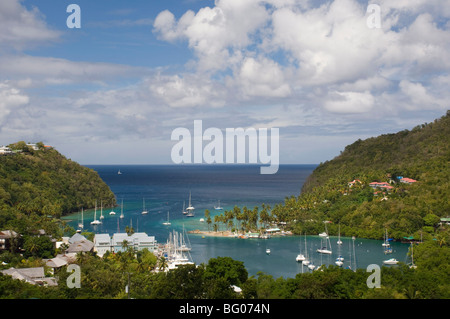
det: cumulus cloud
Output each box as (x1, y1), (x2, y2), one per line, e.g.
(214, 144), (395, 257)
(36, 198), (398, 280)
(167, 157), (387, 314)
(0, 81), (29, 128)
(0, 0), (60, 51)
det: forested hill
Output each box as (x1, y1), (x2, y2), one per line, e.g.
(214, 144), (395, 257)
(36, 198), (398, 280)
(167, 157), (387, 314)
(272, 111), (450, 240)
(0, 142), (115, 230)
(302, 110), (450, 194)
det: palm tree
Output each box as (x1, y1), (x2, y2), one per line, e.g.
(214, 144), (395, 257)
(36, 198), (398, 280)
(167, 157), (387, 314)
(158, 256), (168, 272)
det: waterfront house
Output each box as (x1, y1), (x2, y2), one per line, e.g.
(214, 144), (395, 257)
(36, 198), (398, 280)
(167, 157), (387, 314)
(112, 232), (158, 253)
(93, 233), (112, 257)
(94, 232), (158, 256)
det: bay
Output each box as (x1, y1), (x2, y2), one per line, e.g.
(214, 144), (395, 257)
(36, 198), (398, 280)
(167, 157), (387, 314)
(64, 164), (410, 278)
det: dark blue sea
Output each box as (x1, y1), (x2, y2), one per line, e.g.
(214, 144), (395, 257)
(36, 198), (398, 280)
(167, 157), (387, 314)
(64, 164), (410, 278)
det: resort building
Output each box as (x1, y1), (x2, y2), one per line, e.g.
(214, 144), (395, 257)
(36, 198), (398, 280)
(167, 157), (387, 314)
(93, 232), (158, 256)
(93, 233), (112, 257)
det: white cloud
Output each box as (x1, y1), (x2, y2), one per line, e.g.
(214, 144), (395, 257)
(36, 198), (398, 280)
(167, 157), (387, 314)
(0, 81), (29, 128)
(324, 91), (375, 114)
(0, 0), (60, 51)
(0, 55), (150, 86)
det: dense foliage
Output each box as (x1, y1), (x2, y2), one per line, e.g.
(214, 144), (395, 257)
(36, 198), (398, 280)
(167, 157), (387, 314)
(0, 142), (116, 237)
(268, 111), (450, 241)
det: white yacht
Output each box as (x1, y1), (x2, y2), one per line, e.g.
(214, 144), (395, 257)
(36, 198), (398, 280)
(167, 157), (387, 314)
(383, 258), (398, 265)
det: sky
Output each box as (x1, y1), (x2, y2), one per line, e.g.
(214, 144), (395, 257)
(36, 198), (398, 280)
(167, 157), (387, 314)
(0, 0), (449, 166)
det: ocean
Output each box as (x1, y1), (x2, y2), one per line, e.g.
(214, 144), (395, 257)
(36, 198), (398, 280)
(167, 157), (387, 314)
(64, 164), (410, 278)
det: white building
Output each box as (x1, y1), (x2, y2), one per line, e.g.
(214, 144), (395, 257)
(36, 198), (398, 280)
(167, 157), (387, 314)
(93, 233), (112, 257)
(0, 146), (13, 155)
(94, 232), (158, 257)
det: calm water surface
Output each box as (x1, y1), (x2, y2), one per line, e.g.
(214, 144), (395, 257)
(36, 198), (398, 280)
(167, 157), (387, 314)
(64, 165), (410, 278)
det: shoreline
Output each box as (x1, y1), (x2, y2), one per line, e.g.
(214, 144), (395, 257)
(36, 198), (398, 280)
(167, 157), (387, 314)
(187, 229), (293, 238)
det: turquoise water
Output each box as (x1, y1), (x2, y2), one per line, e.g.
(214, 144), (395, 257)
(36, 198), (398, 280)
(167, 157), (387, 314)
(64, 165), (410, 278)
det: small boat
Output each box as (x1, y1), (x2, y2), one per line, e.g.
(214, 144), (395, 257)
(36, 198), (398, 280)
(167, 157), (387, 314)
(335, 256), (344, 267)
(266, 249), (271, 255)
(296, 254), (306, 262)
(308, 263), (316, 270)
(383, 258), (398, 265)
(163, 211), (171, 225)
(118, 169), (122, 175)
(182, 201), (188, 215)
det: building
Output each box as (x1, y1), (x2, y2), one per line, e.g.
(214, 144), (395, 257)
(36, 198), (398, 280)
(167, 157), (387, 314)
(94, 232), (158, 256)
(369, 182), (394, 190)
(0, 230), (20, 252)
(1, 267), (57, 286)
(93, 233), (112, 257)
(348, 179), (362, 187)
(400, 177), (417, 184)
(112, 232), (158, 253)
(0, 146), (13, 155)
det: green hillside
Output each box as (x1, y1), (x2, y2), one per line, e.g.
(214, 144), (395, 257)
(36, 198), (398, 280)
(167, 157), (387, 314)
(272, 111), (450, 241)
(0, 141), (115, 235)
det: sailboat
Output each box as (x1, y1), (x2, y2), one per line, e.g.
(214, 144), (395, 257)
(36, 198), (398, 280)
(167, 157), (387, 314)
(409, 242), (417, 269)
(109, 202), (116, 215)
(296, 233), (306, 262)
(77, 208), (84, 231)
(120, 199), (124, 219)
(302, 234), (310, 266)
(382, 228), (391, 247)
(337, 224), (343, 245)
(141, 198), (148, 215)
(182, 201), (187, 215)
(99, 200), (105, 220)
(90, 201), (102, 225)
(317, 223), (332, 254)
(163, 211), (171, 225)
(118, 169), (122, 175)
(214, 200), (223, 210)
(335, 234), (344, 266)
(186, 191), (195, 217)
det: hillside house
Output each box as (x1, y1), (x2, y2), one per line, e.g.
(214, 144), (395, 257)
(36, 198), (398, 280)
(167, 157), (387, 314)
(400, 177), (417, 184)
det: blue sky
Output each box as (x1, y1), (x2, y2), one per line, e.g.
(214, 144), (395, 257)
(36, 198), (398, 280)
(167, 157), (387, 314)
(0, 0), (449, 165)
